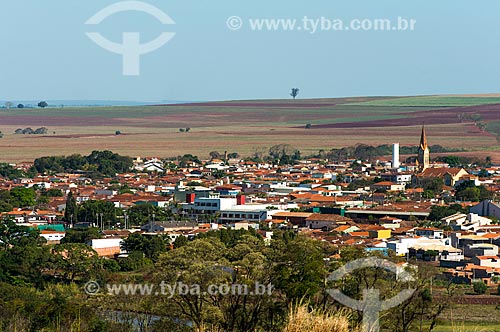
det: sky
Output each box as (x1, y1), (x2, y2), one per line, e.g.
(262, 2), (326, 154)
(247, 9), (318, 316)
(1, 0), (500, 102)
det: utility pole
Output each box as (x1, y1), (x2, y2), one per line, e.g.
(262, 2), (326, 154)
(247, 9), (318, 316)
(150, 213), (155, 232)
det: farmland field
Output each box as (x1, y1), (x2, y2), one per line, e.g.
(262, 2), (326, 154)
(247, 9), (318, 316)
(0, 95), (499, 162)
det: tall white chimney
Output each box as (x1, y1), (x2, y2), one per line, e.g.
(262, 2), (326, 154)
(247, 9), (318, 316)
(392, 143), (400, 169)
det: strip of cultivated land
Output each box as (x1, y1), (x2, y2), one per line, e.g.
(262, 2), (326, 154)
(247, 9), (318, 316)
(0, 95), (498, 162)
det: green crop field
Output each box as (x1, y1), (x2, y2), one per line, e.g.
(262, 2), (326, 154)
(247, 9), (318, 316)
(348, 96), (500, 107)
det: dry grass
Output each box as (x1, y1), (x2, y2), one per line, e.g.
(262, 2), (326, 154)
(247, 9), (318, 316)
(0, 122), (497, 163)
(284, 305), (354, 332)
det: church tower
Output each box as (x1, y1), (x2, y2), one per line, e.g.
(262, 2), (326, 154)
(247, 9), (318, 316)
(417, 125), (430, 170)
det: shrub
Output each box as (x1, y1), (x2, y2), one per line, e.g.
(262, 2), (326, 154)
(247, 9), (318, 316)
(473, 281), (487, 295)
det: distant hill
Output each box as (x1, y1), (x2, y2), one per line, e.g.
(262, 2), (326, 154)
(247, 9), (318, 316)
(0, 100), (192, 108)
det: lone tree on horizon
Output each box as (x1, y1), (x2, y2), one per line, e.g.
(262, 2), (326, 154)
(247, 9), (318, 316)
(38, 101), (48, 108)
(290, 88), (300, 100)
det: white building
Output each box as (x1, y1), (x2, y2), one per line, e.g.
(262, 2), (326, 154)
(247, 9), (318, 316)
(40, 230), (65, 244)
(388, 237), (419, 256)
(442, 213), (492, 232)
(87, 238), (124, 257)
(134, 157), (165, 173)
(415, 227), (444, 239)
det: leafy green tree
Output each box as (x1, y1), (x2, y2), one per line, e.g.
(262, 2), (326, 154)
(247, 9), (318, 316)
(212, 170), (227, 179)
(0, 163), (24, 180)
(101, 257), (121, 272)
(456, 187), (480, 201)
(173, 235), (188, 248)
(52, 243), (99, 281)
(45, 188), (63, 197)
(118, 251), (151, 271)
(178, 154), (201, 167)
(37, 101), (48, 108)
(196, 228), (262, 247)
(64, 191), (77, 223)
(1, 187), (36, 208)
(0, 219), (41, 250)
(1, 239), (51, 286)
(156, 235), (275, 332)
(478, 168), (490, 178)
(121, 232), (169, 261)
(272, 236), (326, 302)
(428, 204), (467, 221)
(422, 178), (444, 195)
(127, 203), (167, 227)
(34, 150), (132, 177)
(0, 201), (12, 212)
(0, 282), (114, 330)
(61, 228), (102, 244)
(77, 199), (117, 225)
(473, 281), (487, 294)
(156, 238), (230, 332)
(439, 155), (464, 167)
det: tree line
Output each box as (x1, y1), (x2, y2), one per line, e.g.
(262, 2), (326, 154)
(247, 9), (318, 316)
(34, 150), (133, 178)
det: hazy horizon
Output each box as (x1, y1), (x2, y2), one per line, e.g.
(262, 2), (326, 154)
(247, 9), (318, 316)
(2, 0), (500, 102)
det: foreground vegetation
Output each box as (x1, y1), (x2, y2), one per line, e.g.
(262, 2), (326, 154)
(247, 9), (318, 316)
(0, 218), (488, 332)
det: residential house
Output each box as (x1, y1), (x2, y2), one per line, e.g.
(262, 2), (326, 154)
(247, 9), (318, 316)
(416, 167), (470, 186)
(441, 212), (492, 232)
(415, 227), (444, 239)
(87, 238), (124, 257)
(464, 243), (499, 258)
(271, 212), (314, 226)
(305, 214), (356, 230)
(358, 225), (392, 239)
(472, 256), (500, 268)
(371, 181), (405, 192)
(40, 230), (66, 244)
